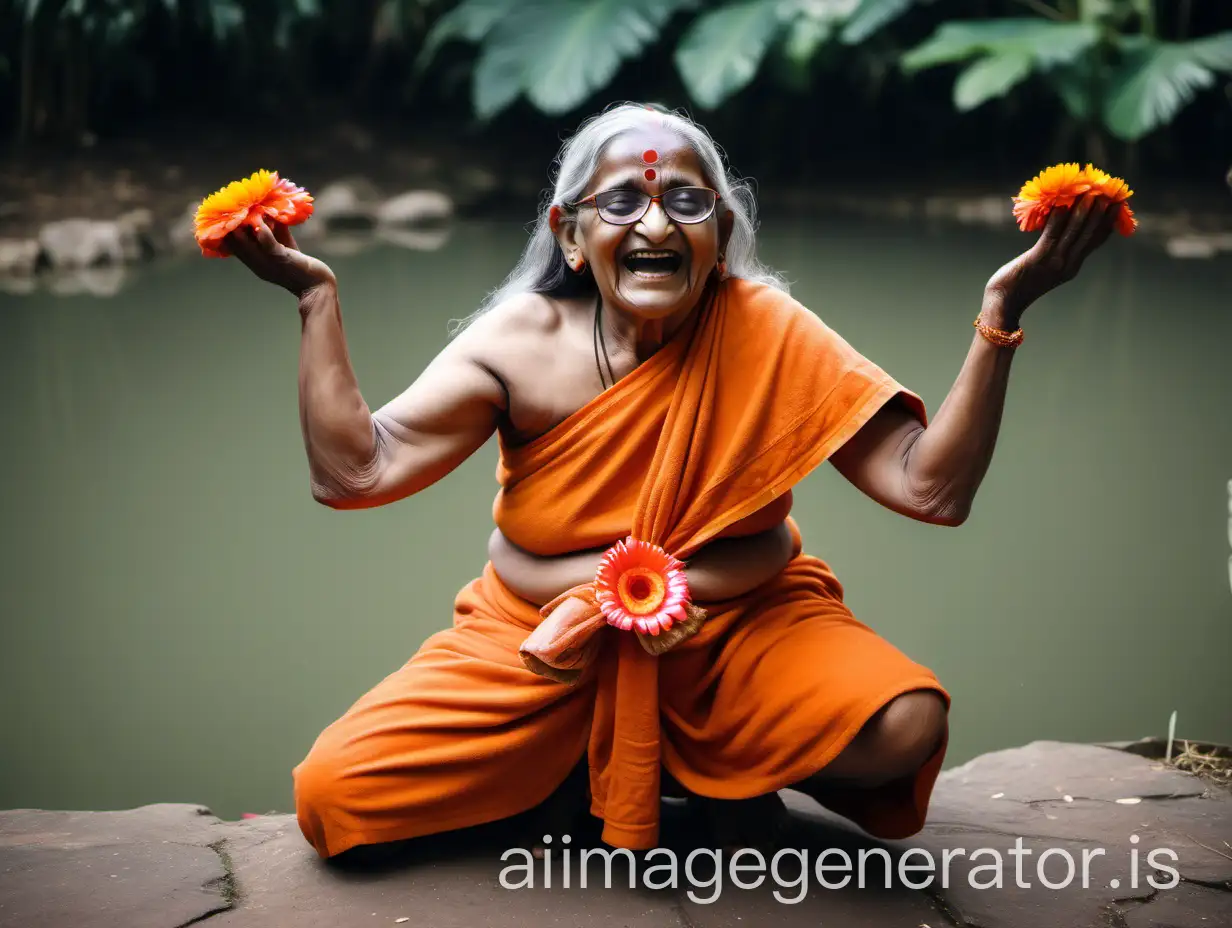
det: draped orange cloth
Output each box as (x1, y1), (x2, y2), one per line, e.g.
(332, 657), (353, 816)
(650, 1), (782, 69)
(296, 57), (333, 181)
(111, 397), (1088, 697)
(291, 277), (950, 858)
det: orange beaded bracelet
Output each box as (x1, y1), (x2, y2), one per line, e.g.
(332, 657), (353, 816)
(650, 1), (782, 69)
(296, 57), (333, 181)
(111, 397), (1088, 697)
(974, 315), (1024, 348)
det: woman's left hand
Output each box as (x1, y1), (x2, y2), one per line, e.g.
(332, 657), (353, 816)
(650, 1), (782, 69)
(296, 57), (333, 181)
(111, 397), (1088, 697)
(984, 192), (1121, 324)
(226, 217), (337, 300)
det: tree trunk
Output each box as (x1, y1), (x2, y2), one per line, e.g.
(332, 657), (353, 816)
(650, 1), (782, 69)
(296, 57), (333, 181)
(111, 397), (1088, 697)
(18, 12), (37, 143)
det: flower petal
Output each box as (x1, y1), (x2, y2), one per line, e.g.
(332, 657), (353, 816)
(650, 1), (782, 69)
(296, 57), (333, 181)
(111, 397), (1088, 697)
(1013, 162), (1135, 236)
(1114, 204), (1138, 236)
(194, 170), (314, 258)
(594, 536), (694, 632)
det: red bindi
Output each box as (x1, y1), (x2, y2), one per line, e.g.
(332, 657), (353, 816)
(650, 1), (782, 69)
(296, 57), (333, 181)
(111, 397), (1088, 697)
(644, 168), (656, 181)
(642, 149), (659, 165)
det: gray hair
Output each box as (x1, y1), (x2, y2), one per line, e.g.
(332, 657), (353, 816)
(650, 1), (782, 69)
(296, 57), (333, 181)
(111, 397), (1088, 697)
(450, 102), (788, 335)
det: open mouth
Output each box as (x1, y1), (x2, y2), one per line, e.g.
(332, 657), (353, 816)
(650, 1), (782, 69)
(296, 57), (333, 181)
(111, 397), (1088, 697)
(622, 249), (683, 278)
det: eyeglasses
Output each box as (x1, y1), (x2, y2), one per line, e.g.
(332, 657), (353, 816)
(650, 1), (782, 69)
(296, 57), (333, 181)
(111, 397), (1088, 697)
(570, 186), (720, 225)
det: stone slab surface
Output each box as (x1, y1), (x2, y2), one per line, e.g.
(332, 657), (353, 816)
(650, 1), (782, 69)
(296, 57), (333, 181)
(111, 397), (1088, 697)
(937, 741), (1210, 803)
(675, 793), (946, 928)
(0, 743), (1228, 928)
(205, 814), (689, 928)
(1121, 882), (1232, 928)
(0, 803), (229, 928)
(904, 742), (1232, 928)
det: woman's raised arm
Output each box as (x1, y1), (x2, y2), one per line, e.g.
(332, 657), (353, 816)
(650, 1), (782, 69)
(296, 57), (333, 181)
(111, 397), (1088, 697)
(829, 194), (1122, 526)
(297, 284), (508, 509)
(227, 220), (507, 510)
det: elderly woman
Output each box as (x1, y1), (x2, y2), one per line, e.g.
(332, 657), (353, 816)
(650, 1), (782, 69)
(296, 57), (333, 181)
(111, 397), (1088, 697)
(227, 103), (1122, 859)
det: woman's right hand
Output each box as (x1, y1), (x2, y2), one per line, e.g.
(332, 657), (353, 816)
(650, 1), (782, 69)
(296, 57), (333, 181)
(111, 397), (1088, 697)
(226, 218), (336, 299)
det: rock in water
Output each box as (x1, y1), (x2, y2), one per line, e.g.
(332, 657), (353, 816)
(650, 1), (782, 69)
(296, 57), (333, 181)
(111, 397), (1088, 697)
(38, 219), (126, 268)
(313, 179), (380, 231)
(0, 238), (41, 276)
(376, 190), (454, 228)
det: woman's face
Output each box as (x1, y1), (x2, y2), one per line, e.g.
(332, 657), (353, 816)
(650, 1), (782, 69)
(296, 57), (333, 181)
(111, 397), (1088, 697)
(555, 128), (732, 322)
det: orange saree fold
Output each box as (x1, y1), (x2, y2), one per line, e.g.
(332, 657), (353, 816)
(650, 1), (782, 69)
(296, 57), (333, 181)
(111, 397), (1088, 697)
(291, 277), (950, 858)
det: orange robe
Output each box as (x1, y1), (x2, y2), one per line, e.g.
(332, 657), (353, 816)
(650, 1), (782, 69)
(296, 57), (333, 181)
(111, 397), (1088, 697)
(292, 277), (950, 858)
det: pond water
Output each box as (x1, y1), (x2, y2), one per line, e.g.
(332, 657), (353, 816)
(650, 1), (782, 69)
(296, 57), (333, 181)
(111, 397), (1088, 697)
(1, 216), (1229, 823)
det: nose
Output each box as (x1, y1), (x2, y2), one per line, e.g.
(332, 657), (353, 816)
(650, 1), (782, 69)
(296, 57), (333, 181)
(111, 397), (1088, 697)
(635, 198), (673, 242)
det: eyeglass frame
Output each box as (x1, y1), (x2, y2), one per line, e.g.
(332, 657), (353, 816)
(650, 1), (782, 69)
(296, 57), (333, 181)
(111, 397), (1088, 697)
(566, 185), (722, 226)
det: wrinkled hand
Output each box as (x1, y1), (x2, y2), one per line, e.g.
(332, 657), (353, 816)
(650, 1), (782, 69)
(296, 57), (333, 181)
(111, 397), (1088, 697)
(985, 192), (1121, 321)
(225, 218), (336, 299)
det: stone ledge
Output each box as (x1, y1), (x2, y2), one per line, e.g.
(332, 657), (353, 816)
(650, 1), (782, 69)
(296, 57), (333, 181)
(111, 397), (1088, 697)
(1, 741), (1228, 928)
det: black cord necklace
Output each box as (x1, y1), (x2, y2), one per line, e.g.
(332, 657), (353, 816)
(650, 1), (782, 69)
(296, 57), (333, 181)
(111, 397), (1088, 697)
(593, 292), (616, 390)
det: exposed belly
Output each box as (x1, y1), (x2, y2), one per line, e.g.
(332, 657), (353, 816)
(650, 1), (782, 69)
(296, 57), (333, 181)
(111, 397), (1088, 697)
(715, 489), (793, 538)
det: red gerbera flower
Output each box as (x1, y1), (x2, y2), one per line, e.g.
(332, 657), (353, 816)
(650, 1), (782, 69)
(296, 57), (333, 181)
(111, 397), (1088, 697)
(594, 537), (691, 636)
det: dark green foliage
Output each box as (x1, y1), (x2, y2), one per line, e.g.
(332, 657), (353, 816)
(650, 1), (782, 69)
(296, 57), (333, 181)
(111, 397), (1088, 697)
(1, 0), (1228, 165)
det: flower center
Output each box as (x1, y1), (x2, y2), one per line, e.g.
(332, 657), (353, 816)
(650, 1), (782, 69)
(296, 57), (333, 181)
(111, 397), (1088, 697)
(617, 567), (666, 616)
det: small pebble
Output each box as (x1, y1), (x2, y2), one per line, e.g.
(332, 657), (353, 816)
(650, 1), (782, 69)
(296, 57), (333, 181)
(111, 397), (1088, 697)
(991, 792), (1004, 799)
(395, 919), (409, 924)
(1063, 795), (1073, 802)
(1115, 797), (1142, 804)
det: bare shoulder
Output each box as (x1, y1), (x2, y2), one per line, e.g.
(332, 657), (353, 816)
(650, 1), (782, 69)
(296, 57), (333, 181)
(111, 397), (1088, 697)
(452, 290), (600, 441)
(458, 291), (564, 346)
(367, 293), (564, 426)
(455, 290), (574, 376)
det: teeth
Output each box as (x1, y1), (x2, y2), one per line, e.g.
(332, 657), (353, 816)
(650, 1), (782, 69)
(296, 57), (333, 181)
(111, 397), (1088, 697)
(626, 250), (678, 259)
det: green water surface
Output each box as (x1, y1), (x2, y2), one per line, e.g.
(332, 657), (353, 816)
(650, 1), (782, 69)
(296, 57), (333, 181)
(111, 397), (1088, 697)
(1, 216), (1229, 821)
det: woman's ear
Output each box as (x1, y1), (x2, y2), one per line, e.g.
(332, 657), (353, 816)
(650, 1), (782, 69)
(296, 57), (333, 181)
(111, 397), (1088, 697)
(551, 204), (584, 268)
(718, 206), (735, 255)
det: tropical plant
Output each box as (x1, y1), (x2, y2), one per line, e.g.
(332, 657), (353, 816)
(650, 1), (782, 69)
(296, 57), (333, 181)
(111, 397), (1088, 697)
(414, 0), (1230, 155)
(897, 0), (1232, 145)
(673, 0), (883, 109)
(5, 0), (1229, 159)
(417, 0), (696, 119)
(415, 0), (912, 118)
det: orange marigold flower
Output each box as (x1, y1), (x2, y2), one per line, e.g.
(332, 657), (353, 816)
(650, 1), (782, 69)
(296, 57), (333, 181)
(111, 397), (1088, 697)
(594, 537), (691, 636)
(1082, 163), (1138, 236)
(193, 169), (314, 258)
(1011, 162), (1138, 236)
(1011, 162), (1092, 232)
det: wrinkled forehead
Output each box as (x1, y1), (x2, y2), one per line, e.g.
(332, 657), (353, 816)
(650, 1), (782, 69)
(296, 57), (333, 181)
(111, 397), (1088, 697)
(586, 126), (708, 193)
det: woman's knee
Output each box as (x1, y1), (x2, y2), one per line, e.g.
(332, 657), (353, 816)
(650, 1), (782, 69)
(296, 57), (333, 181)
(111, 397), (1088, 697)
(292, 738), (353, 828)
(867, 689), (948, 780)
